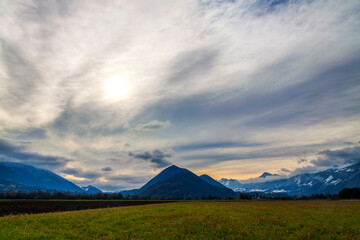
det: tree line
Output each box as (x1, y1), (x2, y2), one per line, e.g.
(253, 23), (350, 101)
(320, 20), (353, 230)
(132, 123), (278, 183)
(0, 188), (359, 200)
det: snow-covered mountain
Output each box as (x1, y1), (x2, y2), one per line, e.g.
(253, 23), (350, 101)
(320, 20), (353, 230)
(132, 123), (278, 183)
(219, 162), (360, 196)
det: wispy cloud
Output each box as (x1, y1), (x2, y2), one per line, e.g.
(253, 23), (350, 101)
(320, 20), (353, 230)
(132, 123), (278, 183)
(0, 0), (359, 189)
(0, 138), (71, 168)
(135, 120), (170, 131)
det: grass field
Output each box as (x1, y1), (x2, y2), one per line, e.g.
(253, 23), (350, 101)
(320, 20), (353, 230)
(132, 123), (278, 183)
(0, 200), (359, 239)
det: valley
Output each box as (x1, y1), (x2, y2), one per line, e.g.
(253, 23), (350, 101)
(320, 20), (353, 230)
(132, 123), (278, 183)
(0, 201), (359, 239)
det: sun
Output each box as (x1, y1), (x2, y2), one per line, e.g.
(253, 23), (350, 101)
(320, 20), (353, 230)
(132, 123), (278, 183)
(104, 76), (131, 101)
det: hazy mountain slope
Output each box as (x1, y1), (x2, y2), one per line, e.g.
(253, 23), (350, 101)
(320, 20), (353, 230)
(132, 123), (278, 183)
(0, 162), (84, 193)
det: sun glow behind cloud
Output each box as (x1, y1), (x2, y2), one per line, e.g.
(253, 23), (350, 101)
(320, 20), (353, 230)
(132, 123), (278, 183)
(0, 0), (359, 191)
(104, 76), (132, 101)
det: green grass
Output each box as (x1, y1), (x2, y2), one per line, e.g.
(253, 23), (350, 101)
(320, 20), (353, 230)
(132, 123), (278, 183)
(0, 201), (359, 239)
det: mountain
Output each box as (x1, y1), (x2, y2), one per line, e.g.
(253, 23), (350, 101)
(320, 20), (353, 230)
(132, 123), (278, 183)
(139, 165), (191, 191)
(200, 174), (228, 188)
(219, 162), (360, 196)
(0, 162), (84, 193)
(81, 185), (102, 194)
(259, 172), (279, 178)
(119, 189), (140, 196)
(119, 165), (192, 196)
(138, 170), (236, 199)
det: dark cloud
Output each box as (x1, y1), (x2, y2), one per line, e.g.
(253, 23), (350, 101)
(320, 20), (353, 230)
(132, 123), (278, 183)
(61, 167), (102, 179)
(290, 165), (321, 176)
(135, 120), (170, 131)
(281, 168), (291, 173)
(311, 146), (360, 167)
(282, 146), (360, 176)
(0, 138), (70, 168)
(297, 158), (307, 164)
(344, 142), (354, 145)
(129, 149), (172, 168)
(101, 167), (113, 172)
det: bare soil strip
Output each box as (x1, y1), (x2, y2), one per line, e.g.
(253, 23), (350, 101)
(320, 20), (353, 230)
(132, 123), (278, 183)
(0, 200), (172, 217)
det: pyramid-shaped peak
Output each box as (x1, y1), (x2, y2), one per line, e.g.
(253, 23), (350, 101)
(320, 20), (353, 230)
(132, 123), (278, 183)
(140, 165), (190, 191)
(167, 165), (180, 169)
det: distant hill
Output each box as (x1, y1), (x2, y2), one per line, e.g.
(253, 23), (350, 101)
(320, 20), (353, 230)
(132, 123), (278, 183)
(200, 174), (228, 188)
(138, 166), (235, 199)
(219, 162), (360, 196)
(81, 185), (102, 194)
(259, 172), (279, 178)
(0, 162), (84, 193)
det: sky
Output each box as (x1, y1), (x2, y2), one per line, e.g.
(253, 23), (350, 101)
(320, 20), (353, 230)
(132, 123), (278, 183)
(0, 0), (360, 191)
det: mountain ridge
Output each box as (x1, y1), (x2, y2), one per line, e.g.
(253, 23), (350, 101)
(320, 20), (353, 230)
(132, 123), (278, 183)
(138, 170), (236, 198)
(0, 162), (84, 193)
(219, 162), (360, 196)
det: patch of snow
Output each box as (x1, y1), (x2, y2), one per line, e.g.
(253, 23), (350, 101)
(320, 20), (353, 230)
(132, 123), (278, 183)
(272, 189), (287, 193)
(330, 179), (341, 185)
(325, 176), (333, 183)
(249, 189), (267, 192)
(346, 168), (353, 172)
(234, 188), (246, 192)
(300, 181), (313, 187)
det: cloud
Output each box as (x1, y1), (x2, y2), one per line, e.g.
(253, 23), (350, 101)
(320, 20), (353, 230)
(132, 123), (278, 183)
(166, 48), (219, 84)
(61, 167), (102, 180)
(289, 165), (322, 176)
(134, 120), (170, 131)
(6, 128), (47, 140)
(311, 146), (360, 167)
(0, 0), (360, 189)
(287, 146), (360, 176)
(281, 168), (291, 173)
(107, 175), (150, 184)
(101, 167), (113, 172)
(0, 40), (42, 109)
(174, 141), (262, 151)
(129, 149), (172, 168)
(0, 138), (71, 168)
(297, 158), (307, 164)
